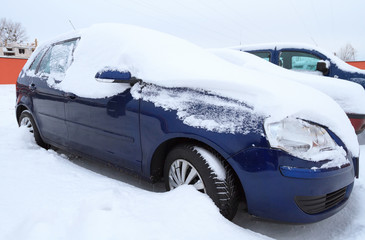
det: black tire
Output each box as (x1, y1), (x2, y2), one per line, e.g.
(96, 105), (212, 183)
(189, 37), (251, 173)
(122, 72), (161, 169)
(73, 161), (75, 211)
(19, 110), (49, 149)
(164, 144), (239, 220)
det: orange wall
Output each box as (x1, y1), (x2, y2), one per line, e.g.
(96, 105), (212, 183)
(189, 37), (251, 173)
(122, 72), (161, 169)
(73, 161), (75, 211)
(0, 57), (27, 84)
(347, 61), (365, 70)
(1, 57), (363, 85)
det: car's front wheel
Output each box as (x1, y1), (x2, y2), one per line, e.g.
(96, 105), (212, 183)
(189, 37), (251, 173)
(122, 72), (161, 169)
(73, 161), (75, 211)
(19, 110), (49, 149)
(164, 144), (239, 220)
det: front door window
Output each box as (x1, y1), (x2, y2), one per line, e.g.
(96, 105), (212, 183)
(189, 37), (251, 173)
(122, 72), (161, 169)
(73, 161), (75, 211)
(37, 39), (78, 83)
(279, 51), (322, 74)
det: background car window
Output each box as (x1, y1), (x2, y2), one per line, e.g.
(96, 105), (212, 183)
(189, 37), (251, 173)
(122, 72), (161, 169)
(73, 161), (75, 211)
(37, 40), (77, 80)
(279, 51), (321, 71)
(250, 51), (271, 61)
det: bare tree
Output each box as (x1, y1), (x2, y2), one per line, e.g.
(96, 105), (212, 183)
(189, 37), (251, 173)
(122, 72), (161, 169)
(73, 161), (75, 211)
(0, 18), (28, 45)
(337, 43), (357, 61)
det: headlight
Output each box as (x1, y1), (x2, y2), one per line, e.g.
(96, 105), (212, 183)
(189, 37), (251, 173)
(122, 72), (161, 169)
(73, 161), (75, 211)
(264, 117), (346, 165)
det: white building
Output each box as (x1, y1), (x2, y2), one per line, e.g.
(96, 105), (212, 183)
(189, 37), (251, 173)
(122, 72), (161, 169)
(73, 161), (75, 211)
(0, 40), (37, 59)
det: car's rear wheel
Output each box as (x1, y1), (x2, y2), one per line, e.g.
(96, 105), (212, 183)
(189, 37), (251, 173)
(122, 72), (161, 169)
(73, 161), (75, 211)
(19, 110), (49, 149)
(164, 144), (239, 220)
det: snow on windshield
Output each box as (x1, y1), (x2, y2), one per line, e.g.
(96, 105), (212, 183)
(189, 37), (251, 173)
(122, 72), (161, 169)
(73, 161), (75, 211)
(210, 48), (365, 115)
(28, 23), (359, 157)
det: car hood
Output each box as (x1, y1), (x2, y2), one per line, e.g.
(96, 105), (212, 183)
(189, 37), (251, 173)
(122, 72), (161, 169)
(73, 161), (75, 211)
(25, 23), (359, 157)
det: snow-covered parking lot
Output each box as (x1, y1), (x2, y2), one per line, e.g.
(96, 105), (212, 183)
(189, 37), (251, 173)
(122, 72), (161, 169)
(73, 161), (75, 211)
(1, 84), (365, 240)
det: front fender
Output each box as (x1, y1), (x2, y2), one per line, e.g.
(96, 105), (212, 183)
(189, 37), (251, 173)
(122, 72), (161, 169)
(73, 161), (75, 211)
(139, 100), (268, 179)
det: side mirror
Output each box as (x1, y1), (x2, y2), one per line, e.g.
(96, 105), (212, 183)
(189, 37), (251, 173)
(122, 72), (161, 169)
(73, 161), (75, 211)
(95, 70), (139, 85)
(316, 61), (329, 75)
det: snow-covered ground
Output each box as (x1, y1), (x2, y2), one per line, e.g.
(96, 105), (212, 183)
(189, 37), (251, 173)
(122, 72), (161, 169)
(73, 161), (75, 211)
(1, 84), (365, 240)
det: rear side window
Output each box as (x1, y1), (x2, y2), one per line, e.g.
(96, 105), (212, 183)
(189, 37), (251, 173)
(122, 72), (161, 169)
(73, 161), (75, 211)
(250, 51), (271, 62)
(279, 51), (321, 71)
(37, 39), (78, 81)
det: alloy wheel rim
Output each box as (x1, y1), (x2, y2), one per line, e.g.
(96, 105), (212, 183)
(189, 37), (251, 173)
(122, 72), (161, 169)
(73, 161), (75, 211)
(20, 117), (34, 133)
(168, 159), (206, 193)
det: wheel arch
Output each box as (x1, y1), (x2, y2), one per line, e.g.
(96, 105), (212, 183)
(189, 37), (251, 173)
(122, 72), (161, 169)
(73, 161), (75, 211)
(16, 104), (29, 125)
(149, 136), (245, 201)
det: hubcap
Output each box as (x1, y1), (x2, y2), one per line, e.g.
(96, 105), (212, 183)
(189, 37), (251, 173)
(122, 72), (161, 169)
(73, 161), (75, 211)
(168, 159), (206, 193)
(20, 117), (34, 133)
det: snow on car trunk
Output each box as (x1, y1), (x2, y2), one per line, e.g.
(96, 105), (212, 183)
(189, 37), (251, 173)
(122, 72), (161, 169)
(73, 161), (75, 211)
(25, 23), (359, 157)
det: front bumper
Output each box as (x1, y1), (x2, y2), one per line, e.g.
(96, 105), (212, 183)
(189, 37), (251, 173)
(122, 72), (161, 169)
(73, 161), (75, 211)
(228, 147), (356, 223)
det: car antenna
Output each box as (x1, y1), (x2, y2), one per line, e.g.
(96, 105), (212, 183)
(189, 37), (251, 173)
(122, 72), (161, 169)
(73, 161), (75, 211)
(68, 19), (76, 31)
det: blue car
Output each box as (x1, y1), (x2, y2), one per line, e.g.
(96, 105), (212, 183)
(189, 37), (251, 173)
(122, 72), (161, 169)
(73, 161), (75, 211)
(233, 42), (365, 86)
(16, 24), (359, 223)
(232, 43), (365, 134)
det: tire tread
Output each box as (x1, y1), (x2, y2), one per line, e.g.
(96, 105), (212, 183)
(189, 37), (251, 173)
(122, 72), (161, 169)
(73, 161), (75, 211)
(165, 144), (239, 220)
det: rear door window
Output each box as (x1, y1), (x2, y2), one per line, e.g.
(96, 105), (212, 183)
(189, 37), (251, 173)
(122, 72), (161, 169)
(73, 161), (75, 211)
(37, 39), (78, 81)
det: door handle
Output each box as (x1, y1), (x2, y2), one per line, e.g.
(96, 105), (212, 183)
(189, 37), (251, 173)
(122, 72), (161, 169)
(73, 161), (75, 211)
(64, 92), (76, 100)
(29, 83), (36, 91)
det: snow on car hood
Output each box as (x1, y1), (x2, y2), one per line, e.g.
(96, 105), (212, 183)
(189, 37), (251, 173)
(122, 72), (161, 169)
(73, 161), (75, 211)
(26, 23), (359, 157)
(210, 48), (365, 115)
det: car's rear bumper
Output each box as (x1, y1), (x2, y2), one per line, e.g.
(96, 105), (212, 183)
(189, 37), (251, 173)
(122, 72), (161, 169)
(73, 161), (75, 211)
(348, 113), (365, 134)
(229, 147), (356, 223)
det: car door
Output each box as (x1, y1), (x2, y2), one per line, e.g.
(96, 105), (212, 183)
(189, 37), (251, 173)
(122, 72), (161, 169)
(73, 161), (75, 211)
(27, 39), (78, 147)
(65, 84), (142, 171)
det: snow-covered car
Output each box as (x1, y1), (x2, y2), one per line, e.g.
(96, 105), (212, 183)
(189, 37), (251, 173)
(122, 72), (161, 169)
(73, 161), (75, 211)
(16, 24), (359, 223)
(232, 42), (365, 85)
(211, 48), (365, 134)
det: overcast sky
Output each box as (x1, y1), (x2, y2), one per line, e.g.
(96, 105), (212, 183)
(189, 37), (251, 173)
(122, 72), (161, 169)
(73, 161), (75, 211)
(3, 0), (365, 60)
